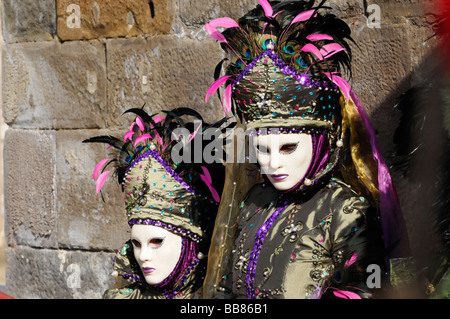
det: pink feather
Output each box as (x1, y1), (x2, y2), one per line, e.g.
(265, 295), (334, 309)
(306, 33), (334, 41)
(93, 158), (110, 180)
(136, 116), (145, 131)
(205, 75), (232, 103)
(259, 0), (274, 18)
(332, 290), (361, 299)
(324, 72), (351, 100)
(223, 84), (233, 116)
(124, 130), (134, 142)
(154, 115), (165, 123)
(301, 43), (324, 60)
(96, 170), (111, 194)
(133, 133), (151, 147)
(344, 253), (358, 268)
(320, 43), (345, 58)
(200, 166), (212, 184)
(209, 17), (240, 29)
(291, 9), (317, 24)
(188, 122), (202, 144)
(205, 23), (228, 43)
(200, 166), (221, 202)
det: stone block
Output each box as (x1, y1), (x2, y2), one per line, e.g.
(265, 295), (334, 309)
(344, 17), (411, 152)
(177, 0), (255, 27)
(6, 246), (116, 299)
(4, 127), (130, 251)
(2, 40), (107, 129)
(4, 129), (57, 248)
(57, 0), (175, 41)
(1, 0), (56, 44)
(364, 0), (433, 20)
(106, 36), (224, 125)
(56, 129), (129, 251)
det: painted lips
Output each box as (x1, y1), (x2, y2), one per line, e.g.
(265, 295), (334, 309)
(142, 267), (155, 274)
(270, 174), (288, 181)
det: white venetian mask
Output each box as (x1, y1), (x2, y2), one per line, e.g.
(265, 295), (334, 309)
(253, 133), (313, 191)
(131, 224), (182, 285)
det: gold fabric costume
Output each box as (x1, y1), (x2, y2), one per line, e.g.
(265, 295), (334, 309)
(212, 178), (385, 299)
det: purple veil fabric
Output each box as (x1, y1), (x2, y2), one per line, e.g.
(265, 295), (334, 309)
(350, 90), (410, 259)
(283, 133), (331, 194)
(155, 237), (199, 293)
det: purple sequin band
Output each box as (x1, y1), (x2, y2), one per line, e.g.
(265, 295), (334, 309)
(129, 218), (201, 243)
(125, 149), (196, 194)
(245, 203), (288, 299)
(247, 127), (329, 137)
(121, 273), (143, 282)
(233, 50), (339, 91)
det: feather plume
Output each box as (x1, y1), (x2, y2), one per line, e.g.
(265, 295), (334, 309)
(290, 9), (317, 25)
(96, 170), (111, 194)
(93, 158), (111, 180)
(306, 33), (334, 41)
(205, 75), (233, 104)
(135, 116), (145, 131)
(205, 23), (228, 43)
(133, 133), (151, 147)
(223, 84), (233, 116)
(258, 0), (274, 18)
(332, 290), (361, 299)
(209, 17), (240, 29)
(84, 107), (228, 205)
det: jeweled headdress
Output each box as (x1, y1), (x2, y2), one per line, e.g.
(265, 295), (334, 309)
(205, 0), (409, 259)
(83, 107), (227, 240)
(84, 107), (231, 297)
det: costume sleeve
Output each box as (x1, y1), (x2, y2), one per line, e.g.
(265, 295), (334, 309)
(322, 193), (387, 299)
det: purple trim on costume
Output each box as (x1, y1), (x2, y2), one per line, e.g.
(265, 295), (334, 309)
(244, 134), (331, 298)
(233, 50), (338, 90)
(247, 127), (329, 137)
(245, 203), (288, 299)
(129, 218), (201, 243)
(155, 237), (200, 299)
(121, 273), (143, 282)
(350, 90), (409, 259)
(125, 149), (196, 194)
(309, 133), (332, 178)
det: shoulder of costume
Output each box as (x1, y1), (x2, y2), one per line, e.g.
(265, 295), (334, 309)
(243, 182), (278, 203)
(320, 178), (372, 214)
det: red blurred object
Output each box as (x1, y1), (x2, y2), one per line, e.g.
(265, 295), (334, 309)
(429, 0), (450, 69)
(0, 291), (14, 299)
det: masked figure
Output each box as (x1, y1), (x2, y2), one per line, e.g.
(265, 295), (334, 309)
(203, 0), (410, 299)
(84, 108), (227, 299)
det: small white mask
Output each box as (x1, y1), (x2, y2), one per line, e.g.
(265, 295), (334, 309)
(253, 133), (313, 191)
(131, 224), (182, 285)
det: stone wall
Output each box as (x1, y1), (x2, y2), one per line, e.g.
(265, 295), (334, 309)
(1, 0), (438, 298)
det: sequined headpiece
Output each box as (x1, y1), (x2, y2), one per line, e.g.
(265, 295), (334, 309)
(205, 0), (410, 259)
(205, 0), (352, 135)
(83, 108), (227, 241)
(230, 50), (342, 133)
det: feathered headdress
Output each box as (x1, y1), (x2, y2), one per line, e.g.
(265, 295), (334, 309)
(83, 107), (230, 240)
(205, 0), (410, 259)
